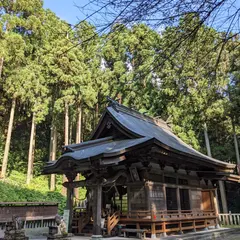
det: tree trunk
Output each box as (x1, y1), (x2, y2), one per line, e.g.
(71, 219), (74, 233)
(26, 113), (36, 185)
(95, 102), (99, 127)
(74, 104), (82, 202)
(117, 93), (122, 104)
(65, 102), (69, 146)
(1, 97), (16, 179)
(49, 124), (54, 161)
(203, 123), (212, 157)
(62, 102), (69, 195)
(203, 123), (228, 213)
(76, 104), (82, 144)
(69, 120), (72, 144)
(0, 57), (4, 78)
(49, 121), (57, 191)
(232, 120), (240, 165)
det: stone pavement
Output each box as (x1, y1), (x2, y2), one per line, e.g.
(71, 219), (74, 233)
(29, 228), (240, 240)
(29, 237), (136, 240)
(2, 227), (240, 240)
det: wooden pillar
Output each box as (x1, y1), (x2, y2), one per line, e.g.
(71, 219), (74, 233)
(219, 180), (228, 213)
(66, 186), (74, 233)
(145, 181), (151, 211)
(65, 172), (77, 233)
(162, 222), (167, 237)
(212, 189), (219, 215)
(127, 185), (131, 212)
(176, 187), (183, 234)
(211, 189), (220, 228)
(92, 184), (103, 239)
(177, 187), (181, 212)
(120, 194), (123, 212)
(151, 222), (156, 239)
(163, 184), (167, 211)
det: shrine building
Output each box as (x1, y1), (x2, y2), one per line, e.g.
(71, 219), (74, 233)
(43, 99), (240, 239)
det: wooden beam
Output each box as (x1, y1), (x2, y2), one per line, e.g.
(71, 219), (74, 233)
(151, 145), (234, 171)
(151, 151), (201, 171)
(63, 170), (129, 189)
(63, 180), (94, 188)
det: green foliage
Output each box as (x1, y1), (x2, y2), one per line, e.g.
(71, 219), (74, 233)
(0, 170), (87, 213)
(0, 3), (239, 201)
(0, 170), (66, 213)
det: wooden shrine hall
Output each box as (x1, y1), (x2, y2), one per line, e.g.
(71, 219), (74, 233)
(43, 99), (240, 239)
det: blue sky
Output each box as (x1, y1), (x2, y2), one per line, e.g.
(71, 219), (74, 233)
(43, 0), (240, 32)
(43, 0), (91, 25)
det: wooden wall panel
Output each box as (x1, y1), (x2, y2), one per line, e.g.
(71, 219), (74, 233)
(190, 190), (202, 211)
(202, 191), (213, 211)
(128, 185), (146, 211)
(0, 203), (58, 222)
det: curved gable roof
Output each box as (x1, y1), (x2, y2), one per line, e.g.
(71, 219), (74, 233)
(104, 103), (235, 169)
(43, 101), (236, 175)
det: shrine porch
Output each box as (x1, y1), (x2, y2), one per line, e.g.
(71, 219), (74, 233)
(72, 209), (218, 238)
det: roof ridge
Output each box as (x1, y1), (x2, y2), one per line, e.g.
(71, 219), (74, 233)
(108, 101), (171, 131)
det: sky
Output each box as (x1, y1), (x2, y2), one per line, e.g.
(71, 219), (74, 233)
(43, 0), (240, 33)
(43, 0), (91, 25)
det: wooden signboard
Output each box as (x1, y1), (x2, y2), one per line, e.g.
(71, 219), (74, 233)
(63, 210), (70, 233)
(149, 185), (165, 210)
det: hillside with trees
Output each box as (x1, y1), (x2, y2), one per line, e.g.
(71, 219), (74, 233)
(0, 1), (239, 203)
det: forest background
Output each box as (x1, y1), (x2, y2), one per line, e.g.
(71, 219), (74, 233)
(0, 0), (239, 210)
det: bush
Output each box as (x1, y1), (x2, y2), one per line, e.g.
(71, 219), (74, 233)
(0, 170), (66, 214)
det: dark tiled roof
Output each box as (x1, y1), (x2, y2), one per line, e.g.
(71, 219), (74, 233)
(106, 103), (235, 168)
(43, 101), (235, 174)
(62, 136), (151, 160)
(43, 137), (152, 173)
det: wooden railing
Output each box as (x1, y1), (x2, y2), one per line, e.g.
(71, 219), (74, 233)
(107, 211), (120, 235)
(219, 213), (240, 226)
(155, 210), (216, 220)
(121, 210), (151, 219)
(71, 209), (217, 236)
(78, 212), (90, 233)
(120, 210), (217, 236)
(72, 208), (90, 233)
(121, 210), (216, 221)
